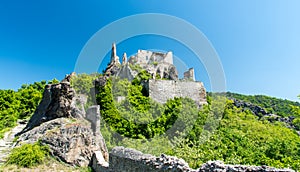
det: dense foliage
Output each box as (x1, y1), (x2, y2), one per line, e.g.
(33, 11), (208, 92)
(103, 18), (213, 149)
(96, 76), (187, 139)
(1, 72), (300, 170)
(170, 101), (300, 170)
(96, 74), (300, 170)
(7, 141), (49, 167)
(224, 92), (300, 117)
(0, 79), (59, 138)
(70, 73), (100, 95)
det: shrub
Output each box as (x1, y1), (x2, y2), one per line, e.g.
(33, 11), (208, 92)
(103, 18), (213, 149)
(293, 117), (300, 130)
(7, 142), (49, 167)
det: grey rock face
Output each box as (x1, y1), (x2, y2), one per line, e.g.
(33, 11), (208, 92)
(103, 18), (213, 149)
(86, 105), (109, 161)
(17, 74), (85, 135)
(232, 99), (268, 117)
(16, 118), (106, 167)
(116, 63), (135, 81)
(41, 119), (101, 166)
(15, 74), (108, 167)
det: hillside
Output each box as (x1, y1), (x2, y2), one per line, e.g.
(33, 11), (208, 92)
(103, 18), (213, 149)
(0, 46), (299, 171)
(224, 92), (300, 117)
(0, 73), (299, 171)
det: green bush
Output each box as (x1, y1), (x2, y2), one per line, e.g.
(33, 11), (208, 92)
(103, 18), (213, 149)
(7, 142), (49, 167)
(293, 117), (300, 130)
(170, 99), (300, 170)
(70, 73), (99, 95)
(0, 80), (58, 138)
(96, 74), (186, 139)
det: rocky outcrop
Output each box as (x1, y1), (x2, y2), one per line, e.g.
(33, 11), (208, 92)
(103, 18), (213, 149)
(14, 74), (108, 167)
(232, 99), (299, 133)
(16, 118), (101, 166)
(17, 73), (85, 135)
(232, 98), (268, 117)
(91, 147), (294, 172)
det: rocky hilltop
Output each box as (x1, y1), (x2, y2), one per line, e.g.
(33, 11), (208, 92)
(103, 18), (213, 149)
(2, 44), (296, 171)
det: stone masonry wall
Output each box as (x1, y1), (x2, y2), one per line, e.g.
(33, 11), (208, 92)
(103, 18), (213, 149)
(147, 79), (207, 106)
(91, 147), (294, 172)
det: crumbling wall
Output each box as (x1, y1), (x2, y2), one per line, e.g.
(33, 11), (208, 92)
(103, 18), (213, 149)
(184, 68), (195, 81)
(147, 79), (207, 106)
(129, 50), (173, 65)
(91, 147), (195, 172)
(91, 147), (294, 172)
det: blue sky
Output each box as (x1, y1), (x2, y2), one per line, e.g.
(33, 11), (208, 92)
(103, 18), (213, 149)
(0, 1), (299, 101)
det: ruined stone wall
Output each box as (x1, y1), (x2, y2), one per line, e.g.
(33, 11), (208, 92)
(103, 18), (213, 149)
(91, 147), (294, 172)
(92, 147), (196, 172)
(129, 50), (173, 65)
(147, 79), (207, 106)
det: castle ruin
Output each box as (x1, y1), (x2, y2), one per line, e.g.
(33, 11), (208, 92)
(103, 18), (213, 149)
(107, 43), (207, 106)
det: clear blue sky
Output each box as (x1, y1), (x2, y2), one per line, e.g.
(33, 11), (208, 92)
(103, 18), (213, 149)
(0, 1), (299, 101)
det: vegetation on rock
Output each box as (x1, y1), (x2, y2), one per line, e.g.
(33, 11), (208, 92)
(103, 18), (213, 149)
(224, 92), (300, 117)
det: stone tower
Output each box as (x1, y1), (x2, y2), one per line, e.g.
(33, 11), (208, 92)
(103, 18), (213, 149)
(110, 43), (120, 65)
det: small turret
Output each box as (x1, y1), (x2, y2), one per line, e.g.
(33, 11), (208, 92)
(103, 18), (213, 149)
(122, 53), (127, 65)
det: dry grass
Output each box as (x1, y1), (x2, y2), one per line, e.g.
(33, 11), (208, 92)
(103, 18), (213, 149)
(0, 158), (91, 172)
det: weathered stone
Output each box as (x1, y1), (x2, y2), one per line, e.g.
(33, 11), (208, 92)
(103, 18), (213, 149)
(232, 98), (268, 117)
(116, 63), (135, 81)
(122, 52), (127, 65)
(17, 73), (85, 135)
(198, 161), (294, 172)
(15, 115), (108, 167)
(91, 147), (295, 172)
(184, 68), (195, 81)
(86, 105), (109, 161)
(14, 74), (108, 167)
(104, 43), (206, 107)
(147, 79), (207, 106)
(18, 117), (104, 167)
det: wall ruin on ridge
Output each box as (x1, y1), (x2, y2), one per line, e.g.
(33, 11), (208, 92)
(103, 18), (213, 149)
(144, 79), (207, 106)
